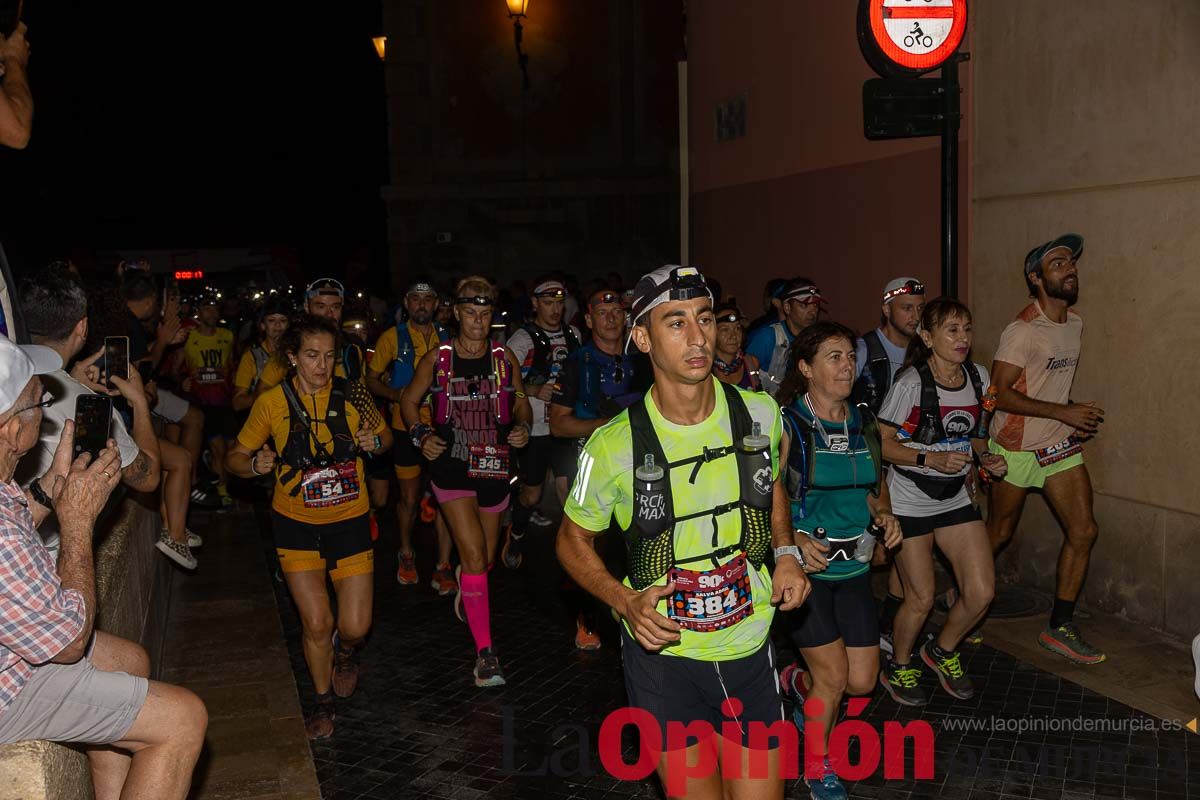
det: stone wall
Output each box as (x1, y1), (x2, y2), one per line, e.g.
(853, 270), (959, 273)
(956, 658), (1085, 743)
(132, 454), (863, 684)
(972, 0), (1200, 640)
(0, 499), (168, 800)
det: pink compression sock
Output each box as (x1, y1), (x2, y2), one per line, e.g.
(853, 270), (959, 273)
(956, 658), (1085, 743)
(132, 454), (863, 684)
(460, 571), (492, 652)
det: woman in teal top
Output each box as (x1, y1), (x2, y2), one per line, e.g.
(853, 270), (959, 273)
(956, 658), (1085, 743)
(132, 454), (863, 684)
(774, 321), (903, 800)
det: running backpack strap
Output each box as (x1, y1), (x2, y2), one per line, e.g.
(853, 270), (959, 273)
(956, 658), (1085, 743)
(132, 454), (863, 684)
(721, 382), (773, 569)
(389, 324), (415, 389)
(857, 404), (884, 498)
(492, 342), (515, 426)
(780, 405), (816, 517)
(964, 361), (984, 404)
(912, 362), (948, 445)
(627, 395), (674, 526)
(430, 342), (455, 424)
(864, 330), (892, 387)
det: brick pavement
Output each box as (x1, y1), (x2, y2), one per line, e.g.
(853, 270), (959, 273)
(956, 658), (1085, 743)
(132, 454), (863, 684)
(267, 512), (1199, 800)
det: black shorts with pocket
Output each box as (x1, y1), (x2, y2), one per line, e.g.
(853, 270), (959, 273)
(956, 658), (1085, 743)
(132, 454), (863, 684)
(896, 503), (982, 539)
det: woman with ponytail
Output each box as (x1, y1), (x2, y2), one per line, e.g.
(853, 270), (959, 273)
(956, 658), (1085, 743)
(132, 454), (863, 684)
(875, 298), (1007, 707)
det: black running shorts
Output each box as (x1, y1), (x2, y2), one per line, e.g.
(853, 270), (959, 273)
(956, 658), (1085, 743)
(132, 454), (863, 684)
(787, 572), (879, 649)
(271, 511), (374, 581)
(896, 503), (981, 539)
(518, 435), (576, 485)
(620, 627), (786, 750)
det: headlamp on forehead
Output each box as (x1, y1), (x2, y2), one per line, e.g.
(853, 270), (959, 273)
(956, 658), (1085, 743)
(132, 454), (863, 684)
(665, 266), (708, 300)
(406, 282), (435, 297)
(716, 311), (741, 324)
(589, 291), (621, 308)
(455, 295), (494, 307)
(883, 280), (925, 303)
(533, 280), (566, 299)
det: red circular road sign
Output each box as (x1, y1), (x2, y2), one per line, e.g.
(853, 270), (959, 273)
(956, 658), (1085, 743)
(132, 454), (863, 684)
(866, 0), (967, 74)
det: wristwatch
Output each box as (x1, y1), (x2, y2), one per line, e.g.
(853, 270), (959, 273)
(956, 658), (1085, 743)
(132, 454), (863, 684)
(773, 545), (806, 569)
(916, 451), (927, 468)
(28, 478), (53, 510)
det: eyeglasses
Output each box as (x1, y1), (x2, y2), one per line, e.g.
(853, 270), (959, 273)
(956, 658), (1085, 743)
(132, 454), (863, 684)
(13, 391), (55, 415)
(883, 280), (925, 302)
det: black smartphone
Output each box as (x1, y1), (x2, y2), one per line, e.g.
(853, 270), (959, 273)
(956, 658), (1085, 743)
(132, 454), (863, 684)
(104, 336), (129, 392)
(73, 395), (112, 461)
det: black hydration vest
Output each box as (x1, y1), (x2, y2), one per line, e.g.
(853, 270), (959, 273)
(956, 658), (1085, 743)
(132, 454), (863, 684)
(276, 377), (356, 497)
(623, 382), (774, 592)
(341, 336), (366, 382)
(894, 362), (985, 500)
(849, 331), (894, 414)
(521, 323), (580, 385)
(781, 403), (883, 520)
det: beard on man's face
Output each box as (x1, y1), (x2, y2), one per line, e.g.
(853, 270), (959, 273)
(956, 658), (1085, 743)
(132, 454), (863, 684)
(1044, 275), (1079, 306)
(409, 309), (433, 325)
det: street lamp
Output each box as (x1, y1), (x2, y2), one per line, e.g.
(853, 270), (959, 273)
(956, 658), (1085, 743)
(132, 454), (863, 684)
(505, 0), (530, 90)
(372, 36), (386, 62)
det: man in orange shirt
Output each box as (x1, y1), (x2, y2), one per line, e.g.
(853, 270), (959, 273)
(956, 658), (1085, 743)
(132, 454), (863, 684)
(987, 234), (1106, 665)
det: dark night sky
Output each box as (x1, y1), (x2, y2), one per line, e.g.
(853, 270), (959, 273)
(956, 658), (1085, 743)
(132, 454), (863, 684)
(0, 1), (388, 276)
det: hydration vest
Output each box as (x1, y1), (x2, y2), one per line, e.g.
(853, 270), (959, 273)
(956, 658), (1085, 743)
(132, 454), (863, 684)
(388, 322), (449, 390)
(893, 362), (986, 500)
(520, 323), (580, 384)
(248, 344), (272, 393)
(623, 382), (775, 592)
(574, 345), (642, 421)
(761, 322), (792, 397)
(429, 341), (516, 429)
(849, 331), (894, 414)
(781, 402), (883, 520)
(340, 337), (366, 382)
(276, 377), (356, 497)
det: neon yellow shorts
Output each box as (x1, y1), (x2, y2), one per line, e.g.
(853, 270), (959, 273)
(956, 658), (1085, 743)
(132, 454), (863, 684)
(987, 439), (1083, 489)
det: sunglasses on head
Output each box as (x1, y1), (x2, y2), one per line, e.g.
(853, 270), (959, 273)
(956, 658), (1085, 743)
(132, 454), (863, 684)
(884, 280), (925, 302)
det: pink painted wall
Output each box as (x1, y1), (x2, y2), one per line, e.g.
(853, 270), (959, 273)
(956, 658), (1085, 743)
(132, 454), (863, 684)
(688, 1), (970, 334)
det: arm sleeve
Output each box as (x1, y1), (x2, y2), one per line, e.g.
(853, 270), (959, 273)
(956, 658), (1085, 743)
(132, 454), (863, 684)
(369, 328), (397, 375)
(878, 370), (921, 429)
(551, 354), (580, 409)
(992, 320), (1031, 369)
(233, 351), (256, 392)
(563, 427), (621, 534)
(236, 393), (274, 452)
(744, 326), (774, 369)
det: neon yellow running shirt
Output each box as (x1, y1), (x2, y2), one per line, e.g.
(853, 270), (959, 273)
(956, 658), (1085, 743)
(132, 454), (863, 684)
(564, 377), (782, 661)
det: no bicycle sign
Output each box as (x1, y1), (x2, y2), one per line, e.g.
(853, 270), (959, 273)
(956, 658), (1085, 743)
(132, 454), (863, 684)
(859, 0), (967, 77)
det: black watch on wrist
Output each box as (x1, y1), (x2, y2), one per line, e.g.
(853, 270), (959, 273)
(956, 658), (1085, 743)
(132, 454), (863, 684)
(916, 452), (927, 468)
(29, 479), (54, 510)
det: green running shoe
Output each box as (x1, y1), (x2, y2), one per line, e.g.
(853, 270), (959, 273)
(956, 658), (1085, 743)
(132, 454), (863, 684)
(920, 640), (974, 699)
(879, 658), (927, 706)
(1038, 622), (1107, 665)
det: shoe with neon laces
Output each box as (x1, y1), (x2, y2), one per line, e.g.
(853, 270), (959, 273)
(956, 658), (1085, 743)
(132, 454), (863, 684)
(962, 625), (984, 645)
(215, 482), (234, 510)
(806, 756), (847, 800)
(574, 614), (601, 651)
(430, 563), (457, 596)
(1038, 621), (1106, 664)
(396, 550), (418, 585)
(779, 662), (808, 732)
(919, 639), (974, 700)
(501, 526), (524, 569)
(879, 658), (928, 706)
(473, 647), (506, 687)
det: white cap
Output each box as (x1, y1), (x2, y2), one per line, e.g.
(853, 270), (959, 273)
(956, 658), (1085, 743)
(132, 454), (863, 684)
(882, 277), (925, 304)
(0, 338), (62, 416)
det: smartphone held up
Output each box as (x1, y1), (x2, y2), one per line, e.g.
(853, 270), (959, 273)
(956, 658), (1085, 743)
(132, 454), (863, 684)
(73, 395), (112, 461)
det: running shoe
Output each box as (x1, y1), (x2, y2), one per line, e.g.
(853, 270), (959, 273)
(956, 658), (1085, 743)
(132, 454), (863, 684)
(305, 694), (335, 740)
(574, 615), (601, 651)
(189, 486), (219, 508)
(529, 510), (553, 527)
(806, 757), (848, 800)
(879, 629), (894, 656)
(501, 526), (524, 570)
(155, 532), (198, 570)
(879, 658), (927, 706)
(396, 550), (418, 585)
(474, 647), (506, 688)
(430, 563), (457, 596)
(962, 626), (984, 646)
(332, 642), (359, 698)
(919, 640), (974, 700)
(215, 482), (234, 510)
(419, 493), (437, 523)
(779, 662), (808, 732)
(1038, 622), (1107, 665)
